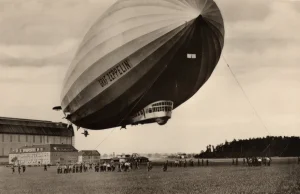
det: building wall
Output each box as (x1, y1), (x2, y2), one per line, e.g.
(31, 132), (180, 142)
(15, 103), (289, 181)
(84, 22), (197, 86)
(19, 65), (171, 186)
(0, 134), (73, 157)
(50, 152), (78, 165)
(9, 152), (78, 165)
(9, 152), (51, 165)
(78, 156), (100, 164)
(78, 156), (83, 163)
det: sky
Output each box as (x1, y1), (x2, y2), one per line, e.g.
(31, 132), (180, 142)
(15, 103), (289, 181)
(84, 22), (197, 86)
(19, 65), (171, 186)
(0, 0), (299, 154)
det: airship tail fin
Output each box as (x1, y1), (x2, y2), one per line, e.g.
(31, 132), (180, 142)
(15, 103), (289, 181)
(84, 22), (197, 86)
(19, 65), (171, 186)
(52, 106), (62, 111)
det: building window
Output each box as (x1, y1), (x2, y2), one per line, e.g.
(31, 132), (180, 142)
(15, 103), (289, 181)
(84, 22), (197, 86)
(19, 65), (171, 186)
(33, 136), (35, 143)
(10, 135), (12, 142)
(40, 136), (42, 143)
(18, 135), (20, 142)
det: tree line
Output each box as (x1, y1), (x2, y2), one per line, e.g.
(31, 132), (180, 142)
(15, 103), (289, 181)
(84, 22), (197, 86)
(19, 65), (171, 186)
(194, 136), (300, 158)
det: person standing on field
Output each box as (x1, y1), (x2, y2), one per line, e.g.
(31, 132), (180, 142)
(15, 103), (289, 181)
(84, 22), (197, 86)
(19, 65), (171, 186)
(11, 165), (15, 174)
(163, 161), (168, 172)
(18, 165), (21, 174)
(147, 161), (152, 172)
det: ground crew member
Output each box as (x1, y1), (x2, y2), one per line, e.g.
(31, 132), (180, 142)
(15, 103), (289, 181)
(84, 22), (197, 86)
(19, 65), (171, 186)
(147, 161), (152, 172)
(22, 165), (26, 173)
(18, 165), (21, 174)
(190, 160), (194, 167)
(11, 165), (15, 174)
(44, 165), (47, 171)
(80, 164), (83, 173)
(57, 165), (61, 174)
(163, 162), (168, 172)
(73, 165), (76, 173)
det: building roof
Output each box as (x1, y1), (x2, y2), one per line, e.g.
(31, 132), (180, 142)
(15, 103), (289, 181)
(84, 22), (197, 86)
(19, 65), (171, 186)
(0, 117), (74, 137)
(78, 150), (100, 156)
(10, 144), (78, 154)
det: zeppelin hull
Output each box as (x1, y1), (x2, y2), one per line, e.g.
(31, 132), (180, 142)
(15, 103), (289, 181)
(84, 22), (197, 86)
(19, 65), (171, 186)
(60, 0), (225, 130)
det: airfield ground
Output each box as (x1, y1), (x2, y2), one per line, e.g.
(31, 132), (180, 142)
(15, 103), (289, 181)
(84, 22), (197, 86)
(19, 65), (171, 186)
(0, 161), (300, 194)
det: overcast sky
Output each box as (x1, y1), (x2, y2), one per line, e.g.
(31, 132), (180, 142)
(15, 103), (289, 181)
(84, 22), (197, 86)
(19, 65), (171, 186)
(0, 0), (299, 154)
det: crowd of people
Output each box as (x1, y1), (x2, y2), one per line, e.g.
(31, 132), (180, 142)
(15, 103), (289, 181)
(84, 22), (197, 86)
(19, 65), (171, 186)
(56, 163), (90, 174)
(231, 157), (272, 166)
(11, 165), (26, 174)
(53, 158), (211, 174)
(9, 156), (300, 175)
(54, 159), (184, 175)
(55, 159), (144, 174)
(172, 159), (209, 167)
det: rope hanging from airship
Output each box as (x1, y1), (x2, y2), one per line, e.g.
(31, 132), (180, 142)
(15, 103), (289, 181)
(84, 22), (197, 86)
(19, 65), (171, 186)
(222, 55), (277, 158)
(221, 55), (270, 136)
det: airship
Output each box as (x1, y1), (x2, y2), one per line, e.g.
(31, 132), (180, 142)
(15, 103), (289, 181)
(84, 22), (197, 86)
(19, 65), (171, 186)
(55, 0), (225, 131)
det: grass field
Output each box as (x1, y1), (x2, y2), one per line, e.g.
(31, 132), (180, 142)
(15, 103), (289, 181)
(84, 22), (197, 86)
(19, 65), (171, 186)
(0, 163), (300, 194)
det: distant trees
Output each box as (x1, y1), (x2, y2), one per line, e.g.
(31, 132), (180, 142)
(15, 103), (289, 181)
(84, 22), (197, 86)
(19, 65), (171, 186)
(194, 136), (300, 158)
(154, 153), (161, 158)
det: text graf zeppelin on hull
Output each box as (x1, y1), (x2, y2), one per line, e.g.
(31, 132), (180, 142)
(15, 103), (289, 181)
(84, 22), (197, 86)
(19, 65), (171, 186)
(60, 0), (225, 130)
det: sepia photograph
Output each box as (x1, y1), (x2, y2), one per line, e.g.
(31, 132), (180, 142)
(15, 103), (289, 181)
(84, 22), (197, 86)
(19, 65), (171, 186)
(0, 0), (299, 193)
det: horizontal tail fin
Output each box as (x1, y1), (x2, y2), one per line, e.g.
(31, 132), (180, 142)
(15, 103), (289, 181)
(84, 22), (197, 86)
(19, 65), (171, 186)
(52, 106), (62, 111)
